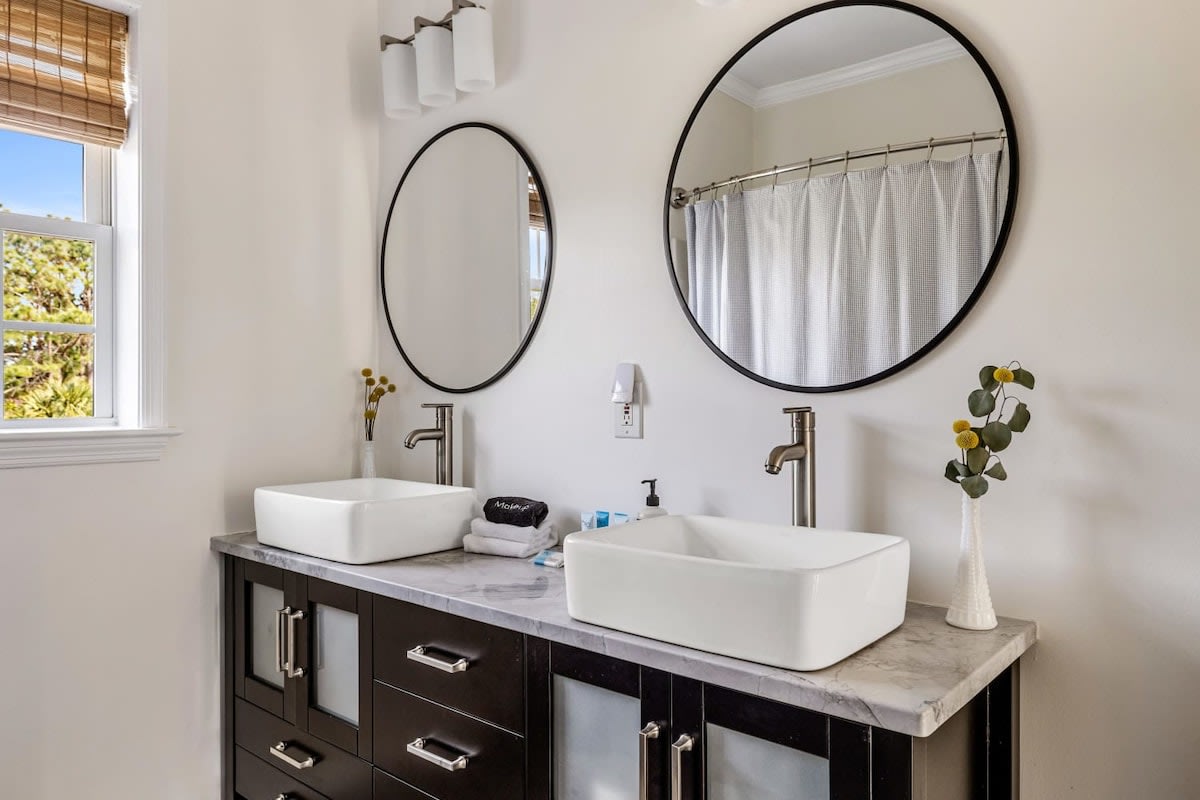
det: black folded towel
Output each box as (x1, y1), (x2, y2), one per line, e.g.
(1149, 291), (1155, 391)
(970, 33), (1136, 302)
(484, 496), (549, 528)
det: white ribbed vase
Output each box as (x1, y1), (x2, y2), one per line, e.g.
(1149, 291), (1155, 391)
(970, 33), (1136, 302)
(946, 494), (998, 630)
(360, 440), (377, 479)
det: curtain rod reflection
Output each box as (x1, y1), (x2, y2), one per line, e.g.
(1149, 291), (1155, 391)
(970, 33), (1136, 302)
(670, 129), (1006, 208)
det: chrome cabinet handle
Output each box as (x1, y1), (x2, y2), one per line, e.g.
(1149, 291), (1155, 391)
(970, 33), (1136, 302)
(275, 608), (288, 675)
(671, 734), (696, 800)
(407, 645), (470, 674)
(407, 737), (469, 771)
(285, 608), (306, 678)
(639, 722), (662, 800)
(274, 795), (292, 800)
(269, 740), (317, 771)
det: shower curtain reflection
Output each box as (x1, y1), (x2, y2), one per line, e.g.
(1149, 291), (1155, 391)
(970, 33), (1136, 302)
(684, 152), (1005, 388)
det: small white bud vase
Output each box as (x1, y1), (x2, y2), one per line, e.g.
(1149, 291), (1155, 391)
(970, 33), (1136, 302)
(360, 440), (377, 479)
(946, 494), (998, 630)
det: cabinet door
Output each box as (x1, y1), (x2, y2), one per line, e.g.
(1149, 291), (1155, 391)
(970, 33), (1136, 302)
(528, 641), (671, 800)
(233, 560), (289, 719)
(673, 682), (872, 800)
(292, 576), (373, 761)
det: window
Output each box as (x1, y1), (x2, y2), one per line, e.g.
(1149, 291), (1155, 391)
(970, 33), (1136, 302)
(2, 129), (113, 425)
(528, 177), (548, 318)
(0, 0), (174, 466)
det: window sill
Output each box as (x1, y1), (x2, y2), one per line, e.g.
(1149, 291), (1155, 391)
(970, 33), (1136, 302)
(0, 427), (181, 469)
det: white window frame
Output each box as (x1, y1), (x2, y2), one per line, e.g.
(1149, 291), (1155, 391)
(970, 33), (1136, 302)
(0, 207), (115, 427)
(0, 0), (176, 468)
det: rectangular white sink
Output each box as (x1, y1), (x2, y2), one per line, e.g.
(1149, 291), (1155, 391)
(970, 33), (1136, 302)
(564, 515), (909, 671)
(254, 478), (477, 564)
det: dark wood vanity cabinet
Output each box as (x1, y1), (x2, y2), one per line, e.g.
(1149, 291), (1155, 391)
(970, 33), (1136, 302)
(228, 560), (373, 799)
(222, 555), (1017, 800)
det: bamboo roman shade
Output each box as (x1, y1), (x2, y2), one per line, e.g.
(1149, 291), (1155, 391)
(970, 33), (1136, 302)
(0, 0), (129, 148)
(528, 178), (545, 231)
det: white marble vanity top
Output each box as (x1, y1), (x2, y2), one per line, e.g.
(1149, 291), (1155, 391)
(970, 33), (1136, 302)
(210, 532), (1036, 737)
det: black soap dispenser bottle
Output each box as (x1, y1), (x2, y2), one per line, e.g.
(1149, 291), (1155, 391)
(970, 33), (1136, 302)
(637, 479), (668, 520)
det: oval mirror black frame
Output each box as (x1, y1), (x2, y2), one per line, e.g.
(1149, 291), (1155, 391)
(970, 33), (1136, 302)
(381, 122), (554, 393)
(662, 0), (1019, 393)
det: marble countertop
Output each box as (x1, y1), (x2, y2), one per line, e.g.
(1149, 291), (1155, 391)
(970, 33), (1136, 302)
(211, 532), (1036, 737)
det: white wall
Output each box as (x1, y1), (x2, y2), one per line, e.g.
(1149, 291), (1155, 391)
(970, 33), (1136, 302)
(378, 1), (1200, 797)
(0, 0), (379, 797)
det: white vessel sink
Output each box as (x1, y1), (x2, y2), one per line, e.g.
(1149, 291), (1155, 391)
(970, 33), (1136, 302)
(564, 515), (909, 671)
(254, 478), (477, 564)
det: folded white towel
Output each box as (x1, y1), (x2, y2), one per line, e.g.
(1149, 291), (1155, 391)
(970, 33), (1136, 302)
(462, 528), (557, 559)
(470, 517), (557, 545)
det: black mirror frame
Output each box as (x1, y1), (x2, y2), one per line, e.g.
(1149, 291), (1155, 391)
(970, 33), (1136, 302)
(662, 0), (1019, 393)
(381, 122), (555, 394)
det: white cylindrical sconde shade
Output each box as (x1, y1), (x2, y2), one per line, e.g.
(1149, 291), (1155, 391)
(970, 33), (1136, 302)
(381, 43), (420, 120)
(452, 6), (494, 93)
(415, 24), (456, 107)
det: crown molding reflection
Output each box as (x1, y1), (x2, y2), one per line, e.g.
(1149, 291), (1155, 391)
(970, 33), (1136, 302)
(718, 37), (965, 108)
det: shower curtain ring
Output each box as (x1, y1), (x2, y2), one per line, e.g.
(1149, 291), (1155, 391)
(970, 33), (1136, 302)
(806, 157), (813, 181)
(772, 166), (779, 192)
(884, 144), (890, 168)
(970, 132), (976, 156)
(926, 137), (935, 162)
(842, 151), (850, 175)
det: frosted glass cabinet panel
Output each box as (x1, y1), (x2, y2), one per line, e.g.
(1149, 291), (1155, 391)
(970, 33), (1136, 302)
(553, 675), (640, 799)
(313, 603), (359, 725)
(250, 583), (284, 689)
(231, 559), (372, 761)
(707, 723), (830, 800)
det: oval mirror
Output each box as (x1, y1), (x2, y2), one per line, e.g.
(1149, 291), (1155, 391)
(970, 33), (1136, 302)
(665, 1), (1017, 392)
(382, 123), (553, 392)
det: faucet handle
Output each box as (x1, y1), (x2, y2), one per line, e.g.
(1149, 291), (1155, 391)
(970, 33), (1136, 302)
(421, 403), (455, 409)
(782, 406), (812, 414)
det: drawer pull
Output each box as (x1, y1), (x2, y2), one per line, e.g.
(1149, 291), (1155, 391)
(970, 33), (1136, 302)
(407, 645), (470, 673)
(407, 737), (470, 771)
(269, 740), (318, 771)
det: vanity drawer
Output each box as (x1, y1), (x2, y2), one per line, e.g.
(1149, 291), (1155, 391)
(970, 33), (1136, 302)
(374, 681), (524, 800)
(235, 746), (331, 800)
(374, 595), (525, 733)
(234, 698), (372, 798)
(374, 768), (438, 800)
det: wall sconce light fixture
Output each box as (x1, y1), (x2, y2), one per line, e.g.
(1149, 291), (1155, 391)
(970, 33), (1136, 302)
(381, 0), (494, 120)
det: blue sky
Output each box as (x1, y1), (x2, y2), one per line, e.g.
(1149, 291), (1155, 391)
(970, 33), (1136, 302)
(0, 129), (83, 220)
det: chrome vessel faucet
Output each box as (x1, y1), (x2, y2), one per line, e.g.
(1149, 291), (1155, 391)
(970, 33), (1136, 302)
(404, 403), (453, 485)
(764, 407), (816, 527)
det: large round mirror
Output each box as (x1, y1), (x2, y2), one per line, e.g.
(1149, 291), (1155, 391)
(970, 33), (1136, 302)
(382, 123), (553, 392)
(665, 1), (1017, 392)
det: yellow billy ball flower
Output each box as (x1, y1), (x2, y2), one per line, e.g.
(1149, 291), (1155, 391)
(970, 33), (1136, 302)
(366, 377), (376, 386)
(361, 368), (373, 377)
(365, 409), (377, 420)
(993, 367), (1014, 383)
(387, 384), (397, 393)
(379, 376), (389, 384)
(952, 419), (971, 433)
(955, 430), (980, 450)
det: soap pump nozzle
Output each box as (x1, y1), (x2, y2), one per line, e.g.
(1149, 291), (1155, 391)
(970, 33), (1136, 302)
(638, 479), (667, 520)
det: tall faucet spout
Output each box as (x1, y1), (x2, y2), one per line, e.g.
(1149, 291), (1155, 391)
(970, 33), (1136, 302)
(765, 443), (807, 474)
(764, 407), (816, 527)
(405, 403), (454, 485)
(404, 428), (443, 449)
